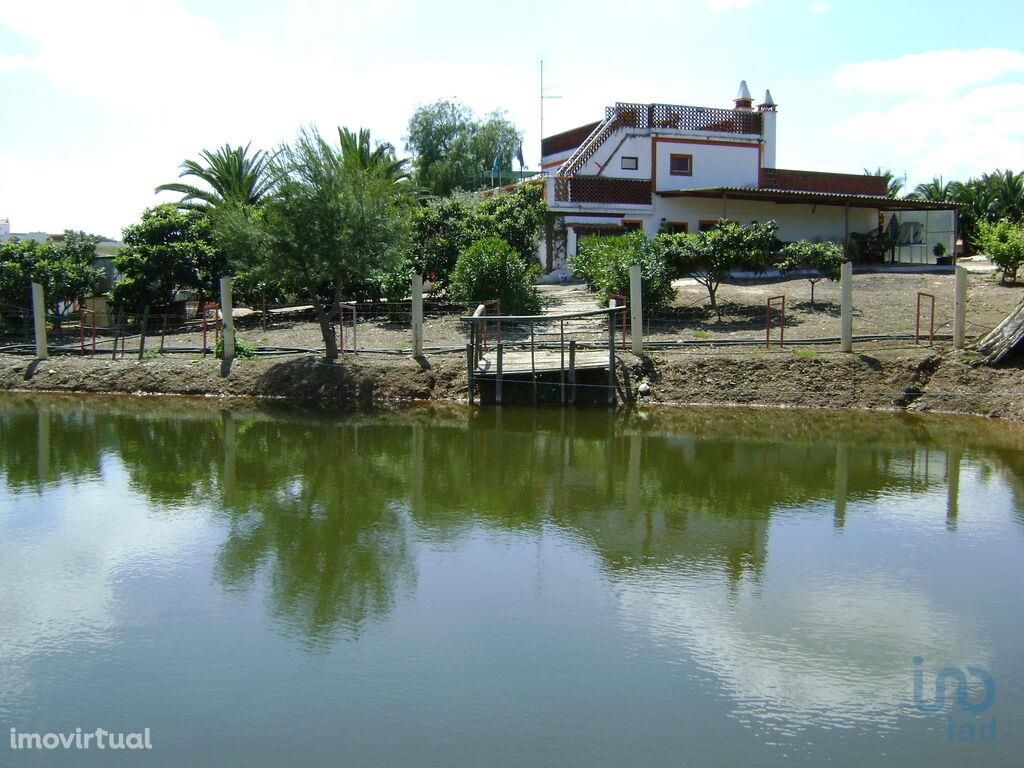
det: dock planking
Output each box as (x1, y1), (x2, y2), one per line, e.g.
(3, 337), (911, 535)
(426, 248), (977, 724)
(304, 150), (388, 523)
(475, 349), (609, 376)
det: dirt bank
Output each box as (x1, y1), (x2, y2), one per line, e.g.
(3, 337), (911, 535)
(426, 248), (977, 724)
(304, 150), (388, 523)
(2, 347), (1023, 421)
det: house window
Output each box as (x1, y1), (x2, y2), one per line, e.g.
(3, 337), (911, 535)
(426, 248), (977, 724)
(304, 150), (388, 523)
(622, 220), (643, 232)
(699, 219), (738, 232)
(669, 154), (693, 176)
(621, 156), (638, 171)
(666, 222), (689, 235)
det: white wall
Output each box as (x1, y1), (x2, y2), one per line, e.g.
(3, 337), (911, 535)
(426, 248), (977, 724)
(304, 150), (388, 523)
(579, 131), (652, 178)
(654, 139), (760, 191)
(653, 197), (876, 241)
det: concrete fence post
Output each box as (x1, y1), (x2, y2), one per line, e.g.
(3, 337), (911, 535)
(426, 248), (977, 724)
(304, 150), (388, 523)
(629, 263), (643, 355)
(31, 281), (48, 359)
(219, 276), (235, 362)
(411, 273), (424, 357)
(953, 264), (967, 350)
(840, 261), (853, 353)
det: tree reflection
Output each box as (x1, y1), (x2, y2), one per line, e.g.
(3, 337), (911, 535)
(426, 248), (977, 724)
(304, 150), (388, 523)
(2, 395), (1023, 645)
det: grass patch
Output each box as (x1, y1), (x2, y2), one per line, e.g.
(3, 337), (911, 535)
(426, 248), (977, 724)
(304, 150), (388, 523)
(792, 349), (818, 359)
(692, 329), (712, 339)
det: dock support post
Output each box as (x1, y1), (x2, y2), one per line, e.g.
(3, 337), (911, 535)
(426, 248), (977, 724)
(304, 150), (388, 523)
(607, 301), (616, 405)
(496, 342), (503, 405)
(530, 321), (537, 404)
(840, 261), (853, 353)
(569, 340), (577, 405)
(560, 320), (565, 404)
(953, 264), (967, 350)
(466, 343), (475, 404)
(220, 276), (234, 362)
(31, 282), (48, 359)
(411, 273), (424, 356)
(629, 264), (643, 355)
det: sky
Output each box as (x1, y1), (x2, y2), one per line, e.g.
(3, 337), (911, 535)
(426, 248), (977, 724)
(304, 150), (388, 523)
(1, 0), (1023, 238)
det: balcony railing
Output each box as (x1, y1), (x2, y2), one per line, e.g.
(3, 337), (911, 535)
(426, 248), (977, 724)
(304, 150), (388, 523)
(606, 102), (763, 135)
(553, 176), (652, 206)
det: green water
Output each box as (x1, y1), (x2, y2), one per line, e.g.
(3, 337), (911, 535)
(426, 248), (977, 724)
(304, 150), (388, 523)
(1, 394), (1022, 767)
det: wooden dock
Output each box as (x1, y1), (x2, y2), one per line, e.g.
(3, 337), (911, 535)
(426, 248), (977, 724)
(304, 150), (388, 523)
(475, 349), (610, 376)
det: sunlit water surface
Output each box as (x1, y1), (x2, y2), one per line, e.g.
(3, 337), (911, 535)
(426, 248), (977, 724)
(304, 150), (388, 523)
(1, 394), (1022, 767)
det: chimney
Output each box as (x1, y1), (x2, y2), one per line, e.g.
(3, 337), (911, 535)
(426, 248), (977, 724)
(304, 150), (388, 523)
(757, 89), (778, 169)
(734, 80), (753, 111)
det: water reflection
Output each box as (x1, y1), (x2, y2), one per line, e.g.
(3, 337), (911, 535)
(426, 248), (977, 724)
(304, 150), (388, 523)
(1, 395), (1022, 737)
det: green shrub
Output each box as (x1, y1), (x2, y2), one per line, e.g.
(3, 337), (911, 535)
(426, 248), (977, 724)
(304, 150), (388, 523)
(449, 237), (541, 315)
(657, 220), (777, 319)
(569, 231), (675, 308)
(215, 335), (256, 359)
(979, 219), (1024, 283)
(775, 240), (844, 307)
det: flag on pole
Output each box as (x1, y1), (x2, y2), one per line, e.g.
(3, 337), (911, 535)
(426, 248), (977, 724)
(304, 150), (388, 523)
(515, 144), (525, 170)
(491, 153), (501, 172)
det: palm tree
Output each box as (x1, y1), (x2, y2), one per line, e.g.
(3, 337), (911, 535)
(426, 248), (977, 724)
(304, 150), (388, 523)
(910, 176), (956, 202)
(985, 169), (1024, 222)
(337, 127), (409, 182)
(864, 167), (905, 198)
(156, 143), (273, 208)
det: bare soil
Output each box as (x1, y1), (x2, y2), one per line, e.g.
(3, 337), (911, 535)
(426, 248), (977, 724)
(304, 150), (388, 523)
(2, 268), (1023, 421)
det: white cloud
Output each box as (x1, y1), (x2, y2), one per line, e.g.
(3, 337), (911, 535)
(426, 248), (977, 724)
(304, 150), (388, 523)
(0, 0), (542, 235)
(810, 1), (829, 12)
(707, 0), (762, 11)
(831, 49), (1024, 185)
(835, 48), (1024, 96)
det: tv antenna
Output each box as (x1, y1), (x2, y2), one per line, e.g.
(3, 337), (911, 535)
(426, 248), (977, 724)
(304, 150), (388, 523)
(540, 59), (561, 167)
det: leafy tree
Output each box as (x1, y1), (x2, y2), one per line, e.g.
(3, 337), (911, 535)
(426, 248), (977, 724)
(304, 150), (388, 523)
(864, 168), (904, 198)
(569, 231), (675, 308)
(0, 233), (102, 328)
(775, 240), (845, 307)
(449, 237), (541, 315)
(978, 219), (1024, 283)
(405, 100), (522, 196)
(263, 127), (412, 359)
(111, 204), (221, 311)
(475, 183), (545, 267)
(411, 183), (546, 285)
(411, 195), (479, 283)
(659, 220), (778, 319)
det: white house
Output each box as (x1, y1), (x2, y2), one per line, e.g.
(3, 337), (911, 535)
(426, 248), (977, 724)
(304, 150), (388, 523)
(539, 82), (956, 271)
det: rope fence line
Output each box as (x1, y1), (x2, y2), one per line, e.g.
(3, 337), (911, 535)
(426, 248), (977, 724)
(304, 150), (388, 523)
(1, 268), (1016, 363)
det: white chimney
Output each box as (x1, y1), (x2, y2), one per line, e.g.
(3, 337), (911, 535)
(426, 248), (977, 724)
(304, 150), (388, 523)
(734, 80), (753, 111)
(757, 89), (778, 169)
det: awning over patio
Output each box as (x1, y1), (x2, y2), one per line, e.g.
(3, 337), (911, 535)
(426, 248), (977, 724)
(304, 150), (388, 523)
(656, 187), (957, 211)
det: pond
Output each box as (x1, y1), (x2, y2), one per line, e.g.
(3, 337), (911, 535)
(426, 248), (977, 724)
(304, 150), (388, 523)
(0, 394), (1022, 767)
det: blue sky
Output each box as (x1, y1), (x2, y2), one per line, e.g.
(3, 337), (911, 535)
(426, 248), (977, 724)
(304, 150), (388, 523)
(1, 0), (1023, 237)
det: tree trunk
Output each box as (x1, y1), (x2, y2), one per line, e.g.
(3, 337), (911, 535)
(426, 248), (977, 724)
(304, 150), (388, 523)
(314, 303), (339, 361)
